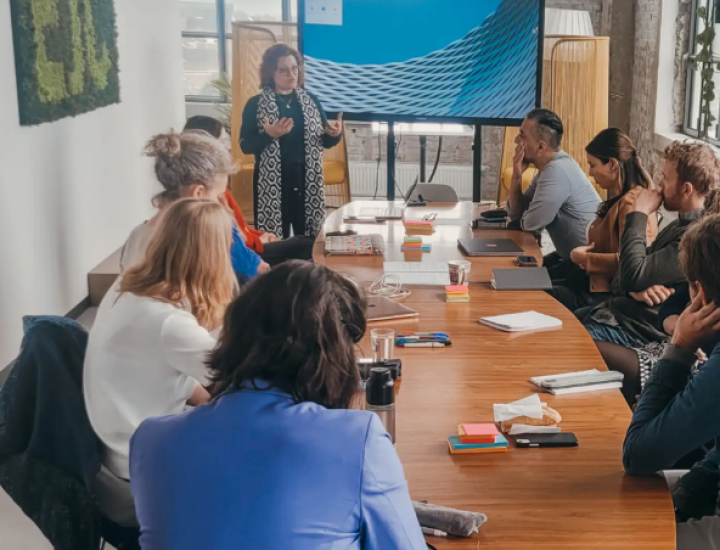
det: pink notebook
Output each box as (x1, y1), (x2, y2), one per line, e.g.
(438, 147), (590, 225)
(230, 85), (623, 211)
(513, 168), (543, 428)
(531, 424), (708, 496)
(459, 423), (500, 437)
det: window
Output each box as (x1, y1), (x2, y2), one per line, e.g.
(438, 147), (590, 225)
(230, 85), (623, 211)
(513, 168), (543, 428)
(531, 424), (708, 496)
(684, 0), (720, 144)
(181, 0), (294, 100)
(371, 122), (474, 136)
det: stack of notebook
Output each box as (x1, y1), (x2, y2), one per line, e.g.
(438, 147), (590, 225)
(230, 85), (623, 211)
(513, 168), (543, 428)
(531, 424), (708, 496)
(402, 235), (431, 252)
(448, 424), (508, 454)
(404, 214), (435, 234)
(445, 285), (470, 303)
(530, 369), (624, 395)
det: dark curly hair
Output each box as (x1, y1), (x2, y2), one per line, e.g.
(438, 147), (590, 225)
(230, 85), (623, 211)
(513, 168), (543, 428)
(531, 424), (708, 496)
(208, 261), (366, 409)
(260, 44), (304, 89)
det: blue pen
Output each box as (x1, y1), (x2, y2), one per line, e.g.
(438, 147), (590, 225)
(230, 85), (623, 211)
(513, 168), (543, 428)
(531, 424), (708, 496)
(398, 332), (450, 338)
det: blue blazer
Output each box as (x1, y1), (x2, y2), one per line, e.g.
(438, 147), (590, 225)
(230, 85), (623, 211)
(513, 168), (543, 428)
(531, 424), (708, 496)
(129, 384), (426, 550)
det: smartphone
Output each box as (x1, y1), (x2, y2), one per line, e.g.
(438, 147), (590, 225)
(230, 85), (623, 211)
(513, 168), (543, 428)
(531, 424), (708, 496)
(514, 433), (579, 448)
(516, 255), (539, 267)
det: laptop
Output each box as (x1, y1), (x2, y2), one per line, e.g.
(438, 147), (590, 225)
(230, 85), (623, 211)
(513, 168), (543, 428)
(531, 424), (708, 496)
(366, 296), (419, 322)
(457, 238), (524, 257)
(491, 268), (553, 291)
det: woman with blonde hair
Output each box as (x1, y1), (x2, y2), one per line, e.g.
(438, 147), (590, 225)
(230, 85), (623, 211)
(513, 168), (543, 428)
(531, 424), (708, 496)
(84, 198), (236, 527)
(121, 130), (269, 281)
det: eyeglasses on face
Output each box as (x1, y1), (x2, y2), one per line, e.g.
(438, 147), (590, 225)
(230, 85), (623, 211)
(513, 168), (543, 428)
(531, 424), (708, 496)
(277, 66), (300, 76)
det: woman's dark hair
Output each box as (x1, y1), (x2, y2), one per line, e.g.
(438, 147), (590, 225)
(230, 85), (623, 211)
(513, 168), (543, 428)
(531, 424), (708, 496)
(260, 44), (304, 89)
(183, 115), (225, 139)
(586, 128), (653, 218)
(208, 261), (367, 409)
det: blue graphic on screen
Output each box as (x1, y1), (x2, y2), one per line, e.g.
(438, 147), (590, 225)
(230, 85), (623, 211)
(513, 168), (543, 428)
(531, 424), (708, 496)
(301, 0), (541, 121)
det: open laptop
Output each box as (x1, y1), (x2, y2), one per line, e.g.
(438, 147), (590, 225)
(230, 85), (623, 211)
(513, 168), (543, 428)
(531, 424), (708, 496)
(457, 238), (524, 257)
(359, 179), (421, 220)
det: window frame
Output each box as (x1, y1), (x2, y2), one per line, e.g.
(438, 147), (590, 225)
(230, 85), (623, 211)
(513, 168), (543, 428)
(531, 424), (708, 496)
(683, 0), (720, 145)
(182, 0), (293, 102)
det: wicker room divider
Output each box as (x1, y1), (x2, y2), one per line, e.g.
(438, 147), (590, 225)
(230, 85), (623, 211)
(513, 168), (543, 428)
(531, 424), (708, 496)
(497, 36), (610, 203)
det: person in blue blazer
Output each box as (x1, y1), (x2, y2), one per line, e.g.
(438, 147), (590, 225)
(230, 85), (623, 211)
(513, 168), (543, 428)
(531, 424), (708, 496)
(129, 261), (427, 550)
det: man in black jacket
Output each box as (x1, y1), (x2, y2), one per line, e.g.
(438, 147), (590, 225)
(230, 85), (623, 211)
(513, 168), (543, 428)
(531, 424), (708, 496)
(623, 214), (720, 549)
(583, 141), (720, 347)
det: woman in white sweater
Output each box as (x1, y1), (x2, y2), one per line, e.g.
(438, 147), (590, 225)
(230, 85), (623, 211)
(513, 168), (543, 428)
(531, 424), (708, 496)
(84, 198), (237, 526)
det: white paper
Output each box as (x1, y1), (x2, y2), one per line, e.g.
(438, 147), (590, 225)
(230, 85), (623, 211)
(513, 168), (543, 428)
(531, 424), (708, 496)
(480, 311), (562, 332)
(384, 262), (449, 272)
(508, 424), (562, 435)
(383, 262), (451, 286)
(305, 0), (343, 25)
(493, 394), (544, 422)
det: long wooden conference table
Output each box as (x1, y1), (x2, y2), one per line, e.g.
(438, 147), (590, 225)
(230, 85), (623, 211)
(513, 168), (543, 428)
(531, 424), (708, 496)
(317, 201), (675, 550)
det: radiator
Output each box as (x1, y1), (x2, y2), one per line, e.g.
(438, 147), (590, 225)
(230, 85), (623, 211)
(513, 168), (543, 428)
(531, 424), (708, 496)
(349, 161), (474, 200)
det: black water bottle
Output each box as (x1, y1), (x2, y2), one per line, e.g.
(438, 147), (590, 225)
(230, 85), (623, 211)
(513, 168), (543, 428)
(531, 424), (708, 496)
(366, 367), (396, 443)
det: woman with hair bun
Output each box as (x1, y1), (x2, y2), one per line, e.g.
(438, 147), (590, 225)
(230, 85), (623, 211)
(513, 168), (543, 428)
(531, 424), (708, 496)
(121, 130), (269, 281)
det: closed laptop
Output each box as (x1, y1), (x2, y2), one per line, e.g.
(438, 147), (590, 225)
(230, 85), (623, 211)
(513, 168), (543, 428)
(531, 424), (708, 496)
(491, 267), (552, 291)
(457, 238), (524, 257)
(366, 296), (419, 322)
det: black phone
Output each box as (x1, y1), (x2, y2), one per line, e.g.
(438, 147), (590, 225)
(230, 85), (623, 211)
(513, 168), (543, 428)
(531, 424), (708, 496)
(514, 433), (579, 448)
(516, 255), (539, 267)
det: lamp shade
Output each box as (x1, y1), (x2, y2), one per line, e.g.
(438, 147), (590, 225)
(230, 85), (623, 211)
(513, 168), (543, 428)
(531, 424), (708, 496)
(544, 9), (595, 37)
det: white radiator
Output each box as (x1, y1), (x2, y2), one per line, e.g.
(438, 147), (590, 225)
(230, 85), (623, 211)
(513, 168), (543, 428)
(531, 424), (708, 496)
(349, 161), (474, 200)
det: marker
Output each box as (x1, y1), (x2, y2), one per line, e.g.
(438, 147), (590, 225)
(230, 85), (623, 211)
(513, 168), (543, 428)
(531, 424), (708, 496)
(398, 332), (449, 337)
(421, 527), (448, 537)
(397, 343), (445, 348)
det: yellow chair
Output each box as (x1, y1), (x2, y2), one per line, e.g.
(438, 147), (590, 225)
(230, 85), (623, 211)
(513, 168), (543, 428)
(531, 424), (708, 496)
(230, 22), (351, 224)
(497, 36), (610, 203)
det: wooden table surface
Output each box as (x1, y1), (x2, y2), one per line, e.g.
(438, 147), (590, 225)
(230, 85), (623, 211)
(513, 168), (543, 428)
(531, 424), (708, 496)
(317, 201), (675, 550)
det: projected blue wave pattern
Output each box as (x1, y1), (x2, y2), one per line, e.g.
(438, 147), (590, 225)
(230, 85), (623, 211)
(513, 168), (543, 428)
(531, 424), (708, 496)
(304, 0), (539, 120)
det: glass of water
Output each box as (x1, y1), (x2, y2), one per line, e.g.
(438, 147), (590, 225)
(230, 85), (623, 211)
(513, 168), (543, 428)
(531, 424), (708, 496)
(371, 329), (395, 362)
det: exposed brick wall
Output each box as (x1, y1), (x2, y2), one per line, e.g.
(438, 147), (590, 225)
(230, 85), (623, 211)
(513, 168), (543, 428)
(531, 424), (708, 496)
(629, 0), (663, 175)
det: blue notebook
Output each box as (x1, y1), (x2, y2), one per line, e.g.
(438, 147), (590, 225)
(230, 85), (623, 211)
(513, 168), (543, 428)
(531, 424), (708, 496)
(448, 435), (509, 450)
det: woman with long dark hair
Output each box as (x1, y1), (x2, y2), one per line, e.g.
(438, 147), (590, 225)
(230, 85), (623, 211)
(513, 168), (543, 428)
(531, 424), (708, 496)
(128, 262), (427, 550)
(240, 44), (343, 239)
(550, 128), (658, 313)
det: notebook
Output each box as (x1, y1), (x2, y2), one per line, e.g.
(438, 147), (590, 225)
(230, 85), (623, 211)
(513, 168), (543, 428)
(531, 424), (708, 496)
(458, 423), (500, 443)
(530, 369), (624, 395)
(448, 435), (509, 454)
(457, 238), (524, 257)
(491, 268), (553, 291)
(324, 235), (384, 256)
(479, 311), (563, 332)
(366, 296), (419, 322)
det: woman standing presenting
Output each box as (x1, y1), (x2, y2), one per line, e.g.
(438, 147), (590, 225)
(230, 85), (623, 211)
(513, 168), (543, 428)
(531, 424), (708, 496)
(240, 44), (343, 238)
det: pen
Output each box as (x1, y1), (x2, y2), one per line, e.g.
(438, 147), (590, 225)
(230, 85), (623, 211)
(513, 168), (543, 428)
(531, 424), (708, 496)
(398, 332), (449, 337)
(397, 343), (445, 348)
(421, 527), (448, 537)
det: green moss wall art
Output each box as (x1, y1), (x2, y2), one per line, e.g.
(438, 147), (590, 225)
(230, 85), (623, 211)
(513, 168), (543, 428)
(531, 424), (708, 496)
(10, 0), (120, 126)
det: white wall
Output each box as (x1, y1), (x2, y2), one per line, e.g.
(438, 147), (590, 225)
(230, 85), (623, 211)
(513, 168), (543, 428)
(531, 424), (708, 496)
(0, 0), (185, 369)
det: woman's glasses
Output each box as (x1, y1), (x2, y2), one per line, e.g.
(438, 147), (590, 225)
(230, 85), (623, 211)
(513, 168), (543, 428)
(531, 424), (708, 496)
(277, 66), (300, 77)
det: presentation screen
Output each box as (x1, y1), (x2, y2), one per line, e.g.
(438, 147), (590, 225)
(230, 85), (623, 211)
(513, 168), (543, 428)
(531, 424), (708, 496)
(299, 0), (544, 124)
